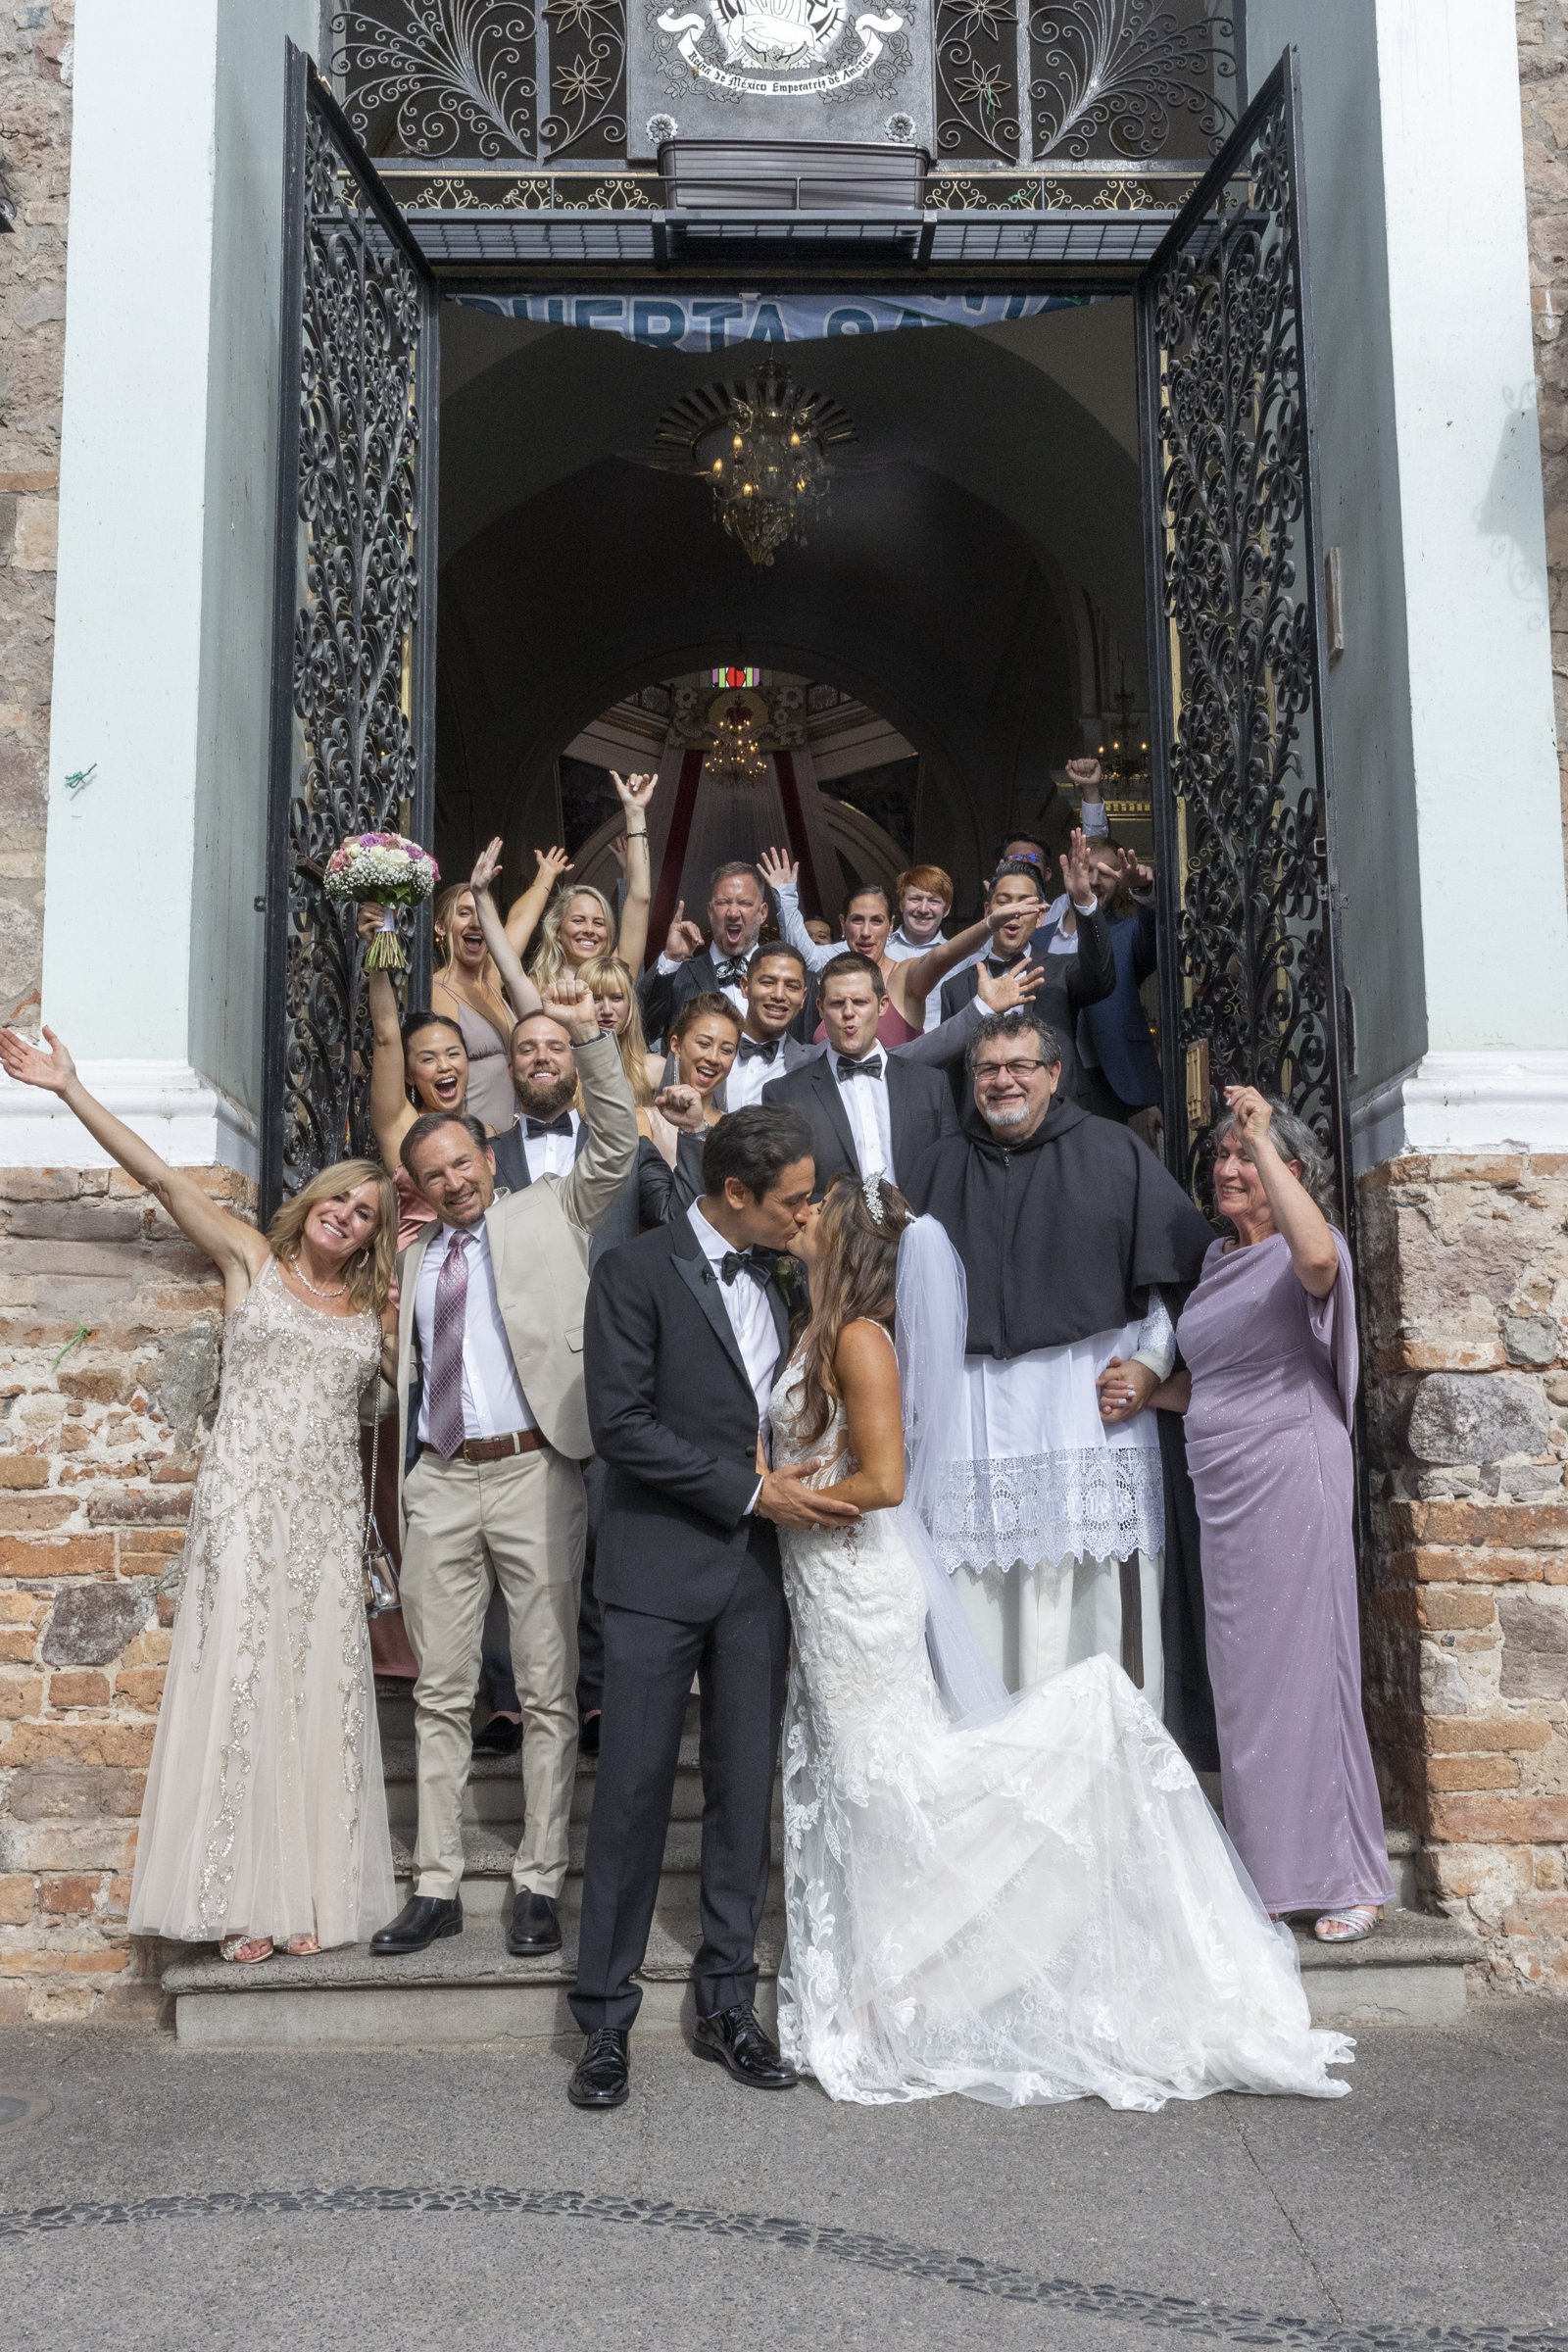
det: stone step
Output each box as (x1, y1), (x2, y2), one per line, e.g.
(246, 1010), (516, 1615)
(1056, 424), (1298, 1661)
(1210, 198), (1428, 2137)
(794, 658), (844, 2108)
(165, 1916), (780, 2051)
(377, 1733), (777, 1837)
(388, 1821), (785, 1924)
(163, 1902), (1474, 2050)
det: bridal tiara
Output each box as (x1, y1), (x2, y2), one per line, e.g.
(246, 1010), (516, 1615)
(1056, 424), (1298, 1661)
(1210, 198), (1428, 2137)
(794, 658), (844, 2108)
(862, 1173), (887, 1226)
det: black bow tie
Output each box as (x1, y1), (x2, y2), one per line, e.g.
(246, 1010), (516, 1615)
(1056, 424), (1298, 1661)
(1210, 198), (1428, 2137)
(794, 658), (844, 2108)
(719, 1249), (769, 1289)
(837, 1053), (884, 1081)
(985, 955), (1023, 979)
(737, 1034), (782, 1063)
(524, 1113), (573, 1140)
(712, 955), (750, 987)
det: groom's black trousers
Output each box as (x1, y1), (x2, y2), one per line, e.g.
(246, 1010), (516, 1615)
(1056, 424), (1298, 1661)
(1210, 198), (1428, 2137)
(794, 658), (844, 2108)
(568, 1538), (789, 2034)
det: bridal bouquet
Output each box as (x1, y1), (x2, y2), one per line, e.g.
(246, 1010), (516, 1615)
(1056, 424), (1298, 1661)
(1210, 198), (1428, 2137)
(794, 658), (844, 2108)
(324, 832), (439, 972)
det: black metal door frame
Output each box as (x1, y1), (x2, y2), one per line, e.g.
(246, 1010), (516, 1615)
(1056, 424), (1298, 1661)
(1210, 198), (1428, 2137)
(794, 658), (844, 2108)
(1134, 51), (1351, 1228)
(261, 41), (440, 1219)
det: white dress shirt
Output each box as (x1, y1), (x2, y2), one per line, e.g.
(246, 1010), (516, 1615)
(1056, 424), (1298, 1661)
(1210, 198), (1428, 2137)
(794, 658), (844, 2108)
(415, 1219), (534, 1444)
(831, 1047), (894, 1181)
(688, 1200), (781, 1430)
(723, 1033), (789, 1110)
(517, 1103), (580, 1183)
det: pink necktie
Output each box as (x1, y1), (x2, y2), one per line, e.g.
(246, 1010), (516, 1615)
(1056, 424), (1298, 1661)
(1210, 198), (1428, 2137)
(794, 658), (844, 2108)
(426, 1231), (471, 1458)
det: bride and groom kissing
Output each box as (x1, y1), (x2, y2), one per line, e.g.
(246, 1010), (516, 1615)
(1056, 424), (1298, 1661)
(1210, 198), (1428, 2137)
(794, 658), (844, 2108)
(570, 1103), (1349, 2113)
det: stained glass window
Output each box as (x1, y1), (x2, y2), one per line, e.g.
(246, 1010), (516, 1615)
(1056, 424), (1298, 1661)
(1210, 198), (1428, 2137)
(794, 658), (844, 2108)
(710, 664), (760, 690)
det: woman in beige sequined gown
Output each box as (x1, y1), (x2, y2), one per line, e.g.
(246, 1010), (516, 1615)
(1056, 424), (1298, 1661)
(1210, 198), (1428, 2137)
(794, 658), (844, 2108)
(0, 1024), (400, 1963)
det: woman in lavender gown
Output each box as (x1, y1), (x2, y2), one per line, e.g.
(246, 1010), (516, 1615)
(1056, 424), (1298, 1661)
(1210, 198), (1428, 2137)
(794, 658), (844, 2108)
(1137, 1088), (1392, 1942)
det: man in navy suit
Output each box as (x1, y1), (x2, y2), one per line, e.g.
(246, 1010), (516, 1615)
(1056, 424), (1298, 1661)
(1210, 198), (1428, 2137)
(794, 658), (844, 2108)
(1038, 844), (1162, 1133)
(938, 834), (1115, 1115)
(761, 951), (956, 1194)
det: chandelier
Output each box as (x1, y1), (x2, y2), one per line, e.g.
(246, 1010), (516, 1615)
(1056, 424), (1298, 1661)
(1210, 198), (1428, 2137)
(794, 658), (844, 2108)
(706, 689), (770, 786)
(642, 367), (857, 567)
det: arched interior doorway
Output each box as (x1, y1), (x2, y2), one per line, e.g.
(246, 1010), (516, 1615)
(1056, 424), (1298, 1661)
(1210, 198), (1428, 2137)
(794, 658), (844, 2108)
(431, 294), (1151, 926)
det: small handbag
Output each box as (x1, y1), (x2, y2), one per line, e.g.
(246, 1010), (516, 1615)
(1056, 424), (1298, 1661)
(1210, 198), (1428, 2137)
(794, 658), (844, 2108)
(361, 1403), (402, 1619)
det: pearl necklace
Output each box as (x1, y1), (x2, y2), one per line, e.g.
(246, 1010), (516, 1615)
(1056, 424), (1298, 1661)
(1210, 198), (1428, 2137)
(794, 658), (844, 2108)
(288, 1257), (348, 1302)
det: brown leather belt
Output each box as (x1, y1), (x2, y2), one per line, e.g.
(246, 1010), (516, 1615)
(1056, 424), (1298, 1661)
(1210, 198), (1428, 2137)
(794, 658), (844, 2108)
(424, 1431), (546, 1465)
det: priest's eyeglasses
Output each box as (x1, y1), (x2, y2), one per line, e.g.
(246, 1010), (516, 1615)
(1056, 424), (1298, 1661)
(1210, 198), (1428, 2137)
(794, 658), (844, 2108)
(974, 1056), (1053, 1083)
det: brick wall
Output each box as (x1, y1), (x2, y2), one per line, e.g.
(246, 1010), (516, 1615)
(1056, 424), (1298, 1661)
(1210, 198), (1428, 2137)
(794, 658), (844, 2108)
(1359, 1154), (1568, 1990)
(0, 1), (71, 1022)
(0, 1164), (251, 2020)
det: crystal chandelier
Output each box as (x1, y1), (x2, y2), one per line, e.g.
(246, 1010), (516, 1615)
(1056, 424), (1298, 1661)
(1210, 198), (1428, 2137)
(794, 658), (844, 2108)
(707, 694), (770, 786)
(644, 368), (856, 568)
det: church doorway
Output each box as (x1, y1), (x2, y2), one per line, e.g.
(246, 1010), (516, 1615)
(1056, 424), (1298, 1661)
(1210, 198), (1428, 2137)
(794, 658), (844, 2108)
(262, 46), (1348, 1240)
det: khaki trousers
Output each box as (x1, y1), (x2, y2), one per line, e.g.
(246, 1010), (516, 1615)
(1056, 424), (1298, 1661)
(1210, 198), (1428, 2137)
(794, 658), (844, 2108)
(399, 1445), (585, 1900)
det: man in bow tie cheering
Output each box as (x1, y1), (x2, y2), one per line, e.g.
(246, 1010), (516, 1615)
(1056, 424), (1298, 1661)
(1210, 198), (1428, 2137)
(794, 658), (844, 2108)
(371, 973), (637, 1965)
(720, 942), (813, 1110)
(569, 1105), (858, 2111)
(639, 859), (780, 1046)
(760, 952), (956, 1197)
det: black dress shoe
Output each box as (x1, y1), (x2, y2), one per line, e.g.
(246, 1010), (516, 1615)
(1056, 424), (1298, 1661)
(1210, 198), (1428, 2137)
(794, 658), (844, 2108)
(692, 2001), (798, 2090)
(507, 1886), (563, 1957)
(471, 1714), (523, 1756)
(577, 1709), (602, 1757)
(567, 2027), (630, 2110)
(369, 1893), (463, 1956)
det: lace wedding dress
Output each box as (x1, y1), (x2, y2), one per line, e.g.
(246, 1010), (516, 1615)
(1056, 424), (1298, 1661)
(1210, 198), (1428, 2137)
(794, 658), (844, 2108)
(127, 1258), (396, 1950)
(769, 1346), (1352, 2110)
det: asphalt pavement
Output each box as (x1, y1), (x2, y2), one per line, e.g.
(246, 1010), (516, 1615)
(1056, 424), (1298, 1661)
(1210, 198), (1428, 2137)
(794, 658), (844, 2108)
(0, 2002), (1563, 2351)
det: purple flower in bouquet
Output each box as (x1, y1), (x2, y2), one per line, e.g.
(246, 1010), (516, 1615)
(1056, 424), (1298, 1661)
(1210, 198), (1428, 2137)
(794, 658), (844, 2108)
(323, 831), (440, 973)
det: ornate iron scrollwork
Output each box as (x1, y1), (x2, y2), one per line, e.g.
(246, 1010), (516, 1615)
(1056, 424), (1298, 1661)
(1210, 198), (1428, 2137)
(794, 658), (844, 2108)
(327, 1), (625, 163)
(263, 55), (436, 1213)
(935, 1), (1022, 166)
(1031, 1), (1236, 162)
(1139, 60), (1350, 1225)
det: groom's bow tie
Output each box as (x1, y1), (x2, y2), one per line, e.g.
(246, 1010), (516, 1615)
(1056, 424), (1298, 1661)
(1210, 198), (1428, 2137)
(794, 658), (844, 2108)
(737, 1034), (782, 1063)
(524, 1113), (573, 1139)
(719, 1249), (769, 1290)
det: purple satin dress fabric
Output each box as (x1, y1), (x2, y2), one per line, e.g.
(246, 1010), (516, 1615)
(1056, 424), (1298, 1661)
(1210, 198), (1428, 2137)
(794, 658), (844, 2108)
(1177, 1229), (1393, 1915)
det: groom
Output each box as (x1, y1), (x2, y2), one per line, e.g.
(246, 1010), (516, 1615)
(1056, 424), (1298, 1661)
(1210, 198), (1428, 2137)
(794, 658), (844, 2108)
(568, 1104), (859, 2110)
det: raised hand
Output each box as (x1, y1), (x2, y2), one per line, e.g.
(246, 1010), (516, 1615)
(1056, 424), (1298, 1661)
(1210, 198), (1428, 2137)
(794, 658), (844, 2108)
(1058, 826), (1096, 906)
(540, 970), (602, 1045)
(976, 958), (1045, 1014)
(469, 836), (505, 896)
(1109, 843), (1153, 897)
(356, 902), (388, 943)
(0, 1023), (76, 1096)
(986, 893), (1045, 936)
(757, 846), (799, 894)
(663, 900), (704, 963)
(1064, 755), (1103, 800)
(1224, 1084), (1274, 1158)
(612, 770), (658, 817)
(533, 845), (573, 891)
(653, 1083), (706, 1132)
(609, 836), (627, 875)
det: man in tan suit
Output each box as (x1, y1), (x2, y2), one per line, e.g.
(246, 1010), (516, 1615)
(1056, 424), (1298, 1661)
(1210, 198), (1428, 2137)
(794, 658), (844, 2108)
(371, 975), (637, 1960)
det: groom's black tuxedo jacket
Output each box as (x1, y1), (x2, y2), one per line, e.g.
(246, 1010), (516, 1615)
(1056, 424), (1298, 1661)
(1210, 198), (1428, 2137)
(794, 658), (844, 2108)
(584, 1212), (788, 1624)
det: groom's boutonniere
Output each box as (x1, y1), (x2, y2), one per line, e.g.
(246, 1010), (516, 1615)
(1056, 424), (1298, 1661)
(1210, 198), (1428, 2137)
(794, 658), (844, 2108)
(769, 1252), (808, 1312)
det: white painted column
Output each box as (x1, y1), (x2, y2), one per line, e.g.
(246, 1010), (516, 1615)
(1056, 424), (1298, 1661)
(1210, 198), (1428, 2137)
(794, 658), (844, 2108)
(5, 0), (315, 1173)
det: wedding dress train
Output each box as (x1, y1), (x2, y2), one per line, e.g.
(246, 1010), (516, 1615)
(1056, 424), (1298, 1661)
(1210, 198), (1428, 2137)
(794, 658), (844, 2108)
(769, 1354), (1352, 2110)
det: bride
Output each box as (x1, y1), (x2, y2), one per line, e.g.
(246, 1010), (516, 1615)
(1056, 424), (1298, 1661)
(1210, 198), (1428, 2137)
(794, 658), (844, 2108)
(768, 1173), (1353, 2109)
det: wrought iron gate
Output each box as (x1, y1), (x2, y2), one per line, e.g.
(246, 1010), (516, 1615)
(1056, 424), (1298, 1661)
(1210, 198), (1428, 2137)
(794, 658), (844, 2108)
(261, 43), (439, 1218)
(1136, 54), (1350, 1227)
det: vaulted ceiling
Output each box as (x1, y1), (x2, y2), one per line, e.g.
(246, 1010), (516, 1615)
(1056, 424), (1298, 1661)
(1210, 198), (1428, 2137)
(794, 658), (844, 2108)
(434, 294), (1145, 906)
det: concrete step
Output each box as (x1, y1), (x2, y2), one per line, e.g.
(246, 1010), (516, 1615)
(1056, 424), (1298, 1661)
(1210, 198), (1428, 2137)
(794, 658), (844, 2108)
(377, 1733), (784, 1838)
(164, 1915), (781, 2051)
(163, 1902), (1474, 2051)
(1290, 1904), (1477, 2028)
(387, 1821), (785, 1925)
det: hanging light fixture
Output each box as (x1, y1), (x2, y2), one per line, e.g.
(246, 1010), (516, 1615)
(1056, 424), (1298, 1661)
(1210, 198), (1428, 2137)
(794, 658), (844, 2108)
(706, 689), (770, 786)
(639, 367), (857, 567)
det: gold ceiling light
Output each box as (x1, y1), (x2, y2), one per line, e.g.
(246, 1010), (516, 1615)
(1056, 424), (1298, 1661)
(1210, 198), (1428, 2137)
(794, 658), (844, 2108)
(639, 365), (857, 567)
(706, 688), (770, 786)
